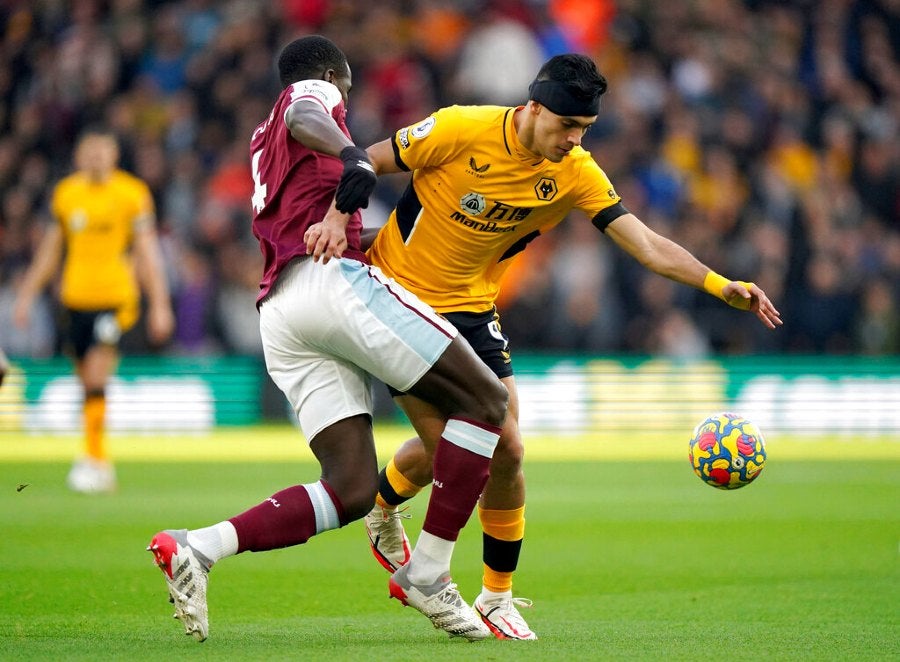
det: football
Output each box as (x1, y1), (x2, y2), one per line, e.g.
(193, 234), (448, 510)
(688, 413), (766, 490)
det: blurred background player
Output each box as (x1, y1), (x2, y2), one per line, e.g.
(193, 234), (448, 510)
(359, 53), (781, 639)
(13, 127), (174, 493)
(147, 35), (508, 643)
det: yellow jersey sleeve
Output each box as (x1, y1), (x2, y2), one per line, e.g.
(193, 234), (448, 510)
(393, 107), (466, 171)
(570, 153), (627, 230)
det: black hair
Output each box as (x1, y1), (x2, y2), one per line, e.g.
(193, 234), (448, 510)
(277, 35), (348, 88)
(535, 54), (608, 102)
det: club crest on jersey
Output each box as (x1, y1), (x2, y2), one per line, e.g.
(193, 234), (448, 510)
(466, 157), (491, 177)
(534, 177), (559, 201)
(460, 192), (486, 216)
(410, 116), (436, 139)
(69, 209), (88, 232)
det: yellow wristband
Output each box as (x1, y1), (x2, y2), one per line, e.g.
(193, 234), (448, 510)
(705, 271), (755, 310)
(703, 271), (730, 302)
(729, 281), (755, 310)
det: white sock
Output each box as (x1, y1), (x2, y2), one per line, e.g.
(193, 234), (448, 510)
(407, 531), (455, 585)
(187, 521), (238, 564)
(481, 587), (512, 602)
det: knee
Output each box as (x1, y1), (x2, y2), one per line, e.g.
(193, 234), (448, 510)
(490, 431), (525, 477)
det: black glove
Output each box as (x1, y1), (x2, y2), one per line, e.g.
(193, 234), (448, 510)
(335, 145), (376, 214)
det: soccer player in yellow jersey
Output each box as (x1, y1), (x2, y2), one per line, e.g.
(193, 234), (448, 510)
(13, 126), (174, 493)
(355, 54), (782, 639)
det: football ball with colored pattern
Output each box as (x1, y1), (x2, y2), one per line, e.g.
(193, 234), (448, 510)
(688, 413), (766, 490)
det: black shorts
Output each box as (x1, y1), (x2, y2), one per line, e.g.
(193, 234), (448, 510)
(387, 308), (512, 397)
(64, 308), (122, 360)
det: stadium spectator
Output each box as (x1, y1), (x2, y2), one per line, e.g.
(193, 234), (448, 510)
(0, 0), (897, 363)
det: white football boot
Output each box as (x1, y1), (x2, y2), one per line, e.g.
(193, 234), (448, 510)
(364, 504), (411, 573)
(148, 529), (212, 642)
(389, 564), (491, 641)
(474, 591), (537, 640)
(66, 457), (116, 493)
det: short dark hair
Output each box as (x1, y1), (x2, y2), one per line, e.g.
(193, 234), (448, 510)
(77, 124), (116, 140)
(535, 54), (608, 102)
(277, 35), (348, 88)
(76, 124), (118, 146)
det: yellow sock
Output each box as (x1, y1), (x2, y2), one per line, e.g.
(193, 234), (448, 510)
(375, 457), (423, 509)
(84, 393), (106, 461)
(479, 505), (525, 593)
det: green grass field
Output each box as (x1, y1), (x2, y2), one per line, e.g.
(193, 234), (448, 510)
(1, 425), (898, 661)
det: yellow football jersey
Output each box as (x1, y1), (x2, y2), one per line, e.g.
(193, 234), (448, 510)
(368, 105), (627, 313)
(52, 169), (154, 319)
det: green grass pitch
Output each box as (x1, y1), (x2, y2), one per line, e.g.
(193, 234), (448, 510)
(0, 425), (897, 661)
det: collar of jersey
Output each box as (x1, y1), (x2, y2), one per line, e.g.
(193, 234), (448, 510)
(505, 106), (546, 168)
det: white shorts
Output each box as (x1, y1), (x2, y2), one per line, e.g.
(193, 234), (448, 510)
(259, 257), (457, 441)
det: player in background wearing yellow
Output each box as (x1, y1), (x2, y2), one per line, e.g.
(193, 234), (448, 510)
(350, 54), (782, 639)
(13, 127), (174, 493)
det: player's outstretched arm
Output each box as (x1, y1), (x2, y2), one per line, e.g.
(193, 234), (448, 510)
(605, 213), (782, 329)
(365, 140), (404, 176)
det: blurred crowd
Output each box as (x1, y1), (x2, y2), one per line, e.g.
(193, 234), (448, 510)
(0, 0), (897, 360)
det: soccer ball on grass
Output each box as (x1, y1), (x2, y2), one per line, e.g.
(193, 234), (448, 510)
(688, 413), (766, 490)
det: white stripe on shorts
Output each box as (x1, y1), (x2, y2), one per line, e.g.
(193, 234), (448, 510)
(339, 260), (454, 369)
(258, 257), (458, 441)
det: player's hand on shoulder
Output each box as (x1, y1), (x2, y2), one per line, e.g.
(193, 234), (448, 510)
(335, 145), (376, 214)
(305, 216), (348, 264)
(723, 281), (782, 330)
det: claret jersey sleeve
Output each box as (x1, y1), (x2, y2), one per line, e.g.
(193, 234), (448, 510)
(283, 79), (343, 120)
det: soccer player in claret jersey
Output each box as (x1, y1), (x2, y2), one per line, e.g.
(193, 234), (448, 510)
(350, 54), (782, 640)
(146, 35), (508, 643)
(13, 127), (174, 493)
